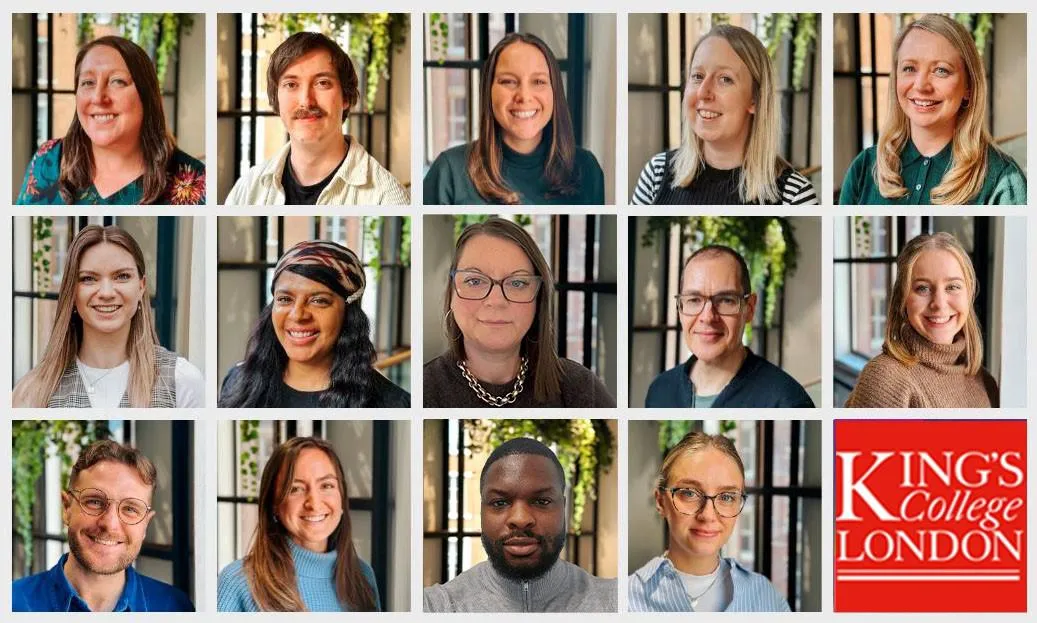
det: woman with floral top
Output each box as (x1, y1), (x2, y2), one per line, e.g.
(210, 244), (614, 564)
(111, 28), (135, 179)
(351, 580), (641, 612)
(16, 35), (205, 205)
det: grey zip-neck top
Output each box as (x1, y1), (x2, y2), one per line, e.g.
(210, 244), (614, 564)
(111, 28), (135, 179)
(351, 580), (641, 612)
(423, 559), (617, 612)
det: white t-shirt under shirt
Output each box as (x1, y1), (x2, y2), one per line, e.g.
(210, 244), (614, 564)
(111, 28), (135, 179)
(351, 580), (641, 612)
(76, 357), (205, 408)
(673, 559), (735, 612)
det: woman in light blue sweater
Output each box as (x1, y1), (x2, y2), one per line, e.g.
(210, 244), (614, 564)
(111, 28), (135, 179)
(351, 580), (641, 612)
(217, 437), (381, 611)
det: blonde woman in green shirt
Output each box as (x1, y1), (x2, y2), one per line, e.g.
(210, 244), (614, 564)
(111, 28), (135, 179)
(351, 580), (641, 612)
(840, 14), (1026, 205)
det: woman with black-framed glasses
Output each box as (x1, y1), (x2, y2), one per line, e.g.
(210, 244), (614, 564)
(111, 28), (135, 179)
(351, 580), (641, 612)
(644, 245), (813, 408)
(423, 217), (614, 407)
(629, 431), (788, 612)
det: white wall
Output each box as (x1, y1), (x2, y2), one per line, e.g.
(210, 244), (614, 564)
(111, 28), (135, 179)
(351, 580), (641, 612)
(782, 216), (823, 393)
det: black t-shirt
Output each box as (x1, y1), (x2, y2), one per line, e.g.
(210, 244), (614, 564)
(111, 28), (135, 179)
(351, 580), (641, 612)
(219, 366), (411, 407)
(281, 151), (346, 205)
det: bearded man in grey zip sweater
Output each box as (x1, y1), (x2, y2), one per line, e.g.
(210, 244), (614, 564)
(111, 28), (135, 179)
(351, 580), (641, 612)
(423, 438), (617, 612)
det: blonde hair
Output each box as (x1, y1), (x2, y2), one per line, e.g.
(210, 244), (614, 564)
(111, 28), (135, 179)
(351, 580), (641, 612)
(883, 232), (983, 375)
(13, 225), (160, 408)
(876, 14), (992, 204)
(656, 431), (745, 490)
(672, 24), (787, 204)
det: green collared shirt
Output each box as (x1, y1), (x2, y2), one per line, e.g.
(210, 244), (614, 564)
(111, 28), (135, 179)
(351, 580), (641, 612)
(840, 140), (1027, 205)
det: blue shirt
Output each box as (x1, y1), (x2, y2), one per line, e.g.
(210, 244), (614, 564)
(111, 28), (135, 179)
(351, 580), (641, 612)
(12, 553), (194, 612)
(629, 556), (789, 612)
(217, 540), (381, 612)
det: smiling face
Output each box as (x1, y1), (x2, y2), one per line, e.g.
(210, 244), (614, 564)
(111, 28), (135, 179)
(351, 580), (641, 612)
(905, 248), (970, 345)
(480, 454), (567, 580)
(276, 448), (344, 553)
(63, 461), (154, 576)
(490, 41), (555, 154)
(277, 49), (347, 149)
(895, 28), (969, 141)
(74, 243), (145, 338)
(656, 448), (743, 570)
(679, 252), (755, 365)
(75, 44), (144, 152)
(686, 36), (756, 158)
(271, 270), (346, 369)
(451, 234), (538, 359)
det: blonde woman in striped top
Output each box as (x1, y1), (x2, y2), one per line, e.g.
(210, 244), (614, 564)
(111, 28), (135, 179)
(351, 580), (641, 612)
(631, 24), (817, 206)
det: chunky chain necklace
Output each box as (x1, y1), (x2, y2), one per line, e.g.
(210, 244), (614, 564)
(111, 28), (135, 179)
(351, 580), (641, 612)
(457, 357), (528, 407)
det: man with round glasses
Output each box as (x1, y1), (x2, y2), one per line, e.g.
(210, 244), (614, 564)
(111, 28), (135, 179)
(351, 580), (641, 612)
(12, 440), (193, 612)
(645, 245), (813, 408)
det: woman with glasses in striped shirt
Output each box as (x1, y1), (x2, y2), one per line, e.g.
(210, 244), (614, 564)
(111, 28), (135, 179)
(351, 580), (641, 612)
(629, 432), (789, 612)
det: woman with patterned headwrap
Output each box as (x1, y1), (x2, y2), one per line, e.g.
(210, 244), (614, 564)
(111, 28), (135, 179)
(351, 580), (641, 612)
(219, 240), (409, 408)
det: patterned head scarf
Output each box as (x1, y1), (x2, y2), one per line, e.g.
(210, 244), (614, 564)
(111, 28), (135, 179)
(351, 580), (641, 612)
(272, 240), (365, 304)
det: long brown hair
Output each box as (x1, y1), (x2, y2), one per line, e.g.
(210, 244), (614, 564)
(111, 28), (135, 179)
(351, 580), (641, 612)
(13, 225), (159, 408)
(883, 232), (983, 374)
(243, 437), (376, 612)
(467, 32), (578, 204)
(876, 14), (992, 204)
(60, 36), (176, 204)
(443, 217), (562, 403)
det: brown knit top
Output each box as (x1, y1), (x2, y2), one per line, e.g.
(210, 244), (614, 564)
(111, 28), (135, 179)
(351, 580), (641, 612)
(844, 328), (999, 408)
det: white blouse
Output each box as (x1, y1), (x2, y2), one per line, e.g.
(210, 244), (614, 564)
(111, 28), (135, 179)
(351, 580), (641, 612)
(76, 358), (205, 408)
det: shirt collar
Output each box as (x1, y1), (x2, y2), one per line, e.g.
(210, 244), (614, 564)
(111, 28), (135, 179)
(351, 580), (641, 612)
(637, 555), (755, 609)
(482, 557), (574, 605)
(47, 552), (143, 612)
(260, 135), (372, 190)
(901, 138), (953, 167)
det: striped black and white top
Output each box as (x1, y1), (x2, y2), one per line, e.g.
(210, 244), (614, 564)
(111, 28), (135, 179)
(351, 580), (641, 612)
(631, 151), (819, 205)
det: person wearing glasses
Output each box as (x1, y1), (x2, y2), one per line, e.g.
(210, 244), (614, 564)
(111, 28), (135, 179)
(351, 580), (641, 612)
(219, 240), (410, 408)
(12, 440), (194, 612)
(423, 217), (614, 407)
(629, 431), (788, 612)
(644, 245), (812, 408)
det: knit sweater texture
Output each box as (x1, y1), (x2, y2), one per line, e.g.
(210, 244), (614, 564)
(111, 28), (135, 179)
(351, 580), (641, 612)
(423, 135), (605, 205)
(423, 559), (617, 612)
(217, 541), (380, 612)
(423, 352), (616, 408)
(844, 329), (999, 408)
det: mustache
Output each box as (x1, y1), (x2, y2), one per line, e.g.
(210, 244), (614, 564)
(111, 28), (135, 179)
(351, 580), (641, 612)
(293, 106), (327, 120)
(496, 530), (545, 546)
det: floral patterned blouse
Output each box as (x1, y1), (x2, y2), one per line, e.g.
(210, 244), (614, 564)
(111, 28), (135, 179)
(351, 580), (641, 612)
(16, 138), (206, 205)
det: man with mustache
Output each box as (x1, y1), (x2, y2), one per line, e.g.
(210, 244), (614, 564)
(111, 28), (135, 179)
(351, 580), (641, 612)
(645, 244), (814, 408)
(12, 440), (194, 612)
(226, 32), (408, 205)
(423, 437), (617, 612)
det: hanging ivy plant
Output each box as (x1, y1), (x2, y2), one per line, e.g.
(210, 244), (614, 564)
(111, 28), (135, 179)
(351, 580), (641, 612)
(238, 420), (260, 502)
(640, 216), (800, 330)
(77, 13), (195, 86)
(760, 13), (817, 92)
(467, 419), (615, 533)
(12, 420), (111, 575)
(427, 13), (452, 62)
(262, 13), (409, 111)
(31, 216), (54, 294)
(657, 420), (736, 455)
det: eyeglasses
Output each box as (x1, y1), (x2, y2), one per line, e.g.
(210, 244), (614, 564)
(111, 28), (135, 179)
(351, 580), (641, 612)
(451, 270), (542, 303)
(659, 487), (747, 518)
(67, 488), (152, 525)
(675, 293), (750, 316)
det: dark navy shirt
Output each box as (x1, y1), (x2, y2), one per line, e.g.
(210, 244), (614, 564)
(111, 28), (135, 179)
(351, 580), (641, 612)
(12, 553), (194, 612)
(645, 349), (814, 408)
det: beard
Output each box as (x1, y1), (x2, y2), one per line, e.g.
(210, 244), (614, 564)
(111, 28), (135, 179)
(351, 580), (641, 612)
(67, 528), (138, 575)
(482, 529), (567, 581)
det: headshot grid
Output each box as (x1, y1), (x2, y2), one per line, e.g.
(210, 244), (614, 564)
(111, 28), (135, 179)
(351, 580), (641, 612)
(1, 7), (1034, 622)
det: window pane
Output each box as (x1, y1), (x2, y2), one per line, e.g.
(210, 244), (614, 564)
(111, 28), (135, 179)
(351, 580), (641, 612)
(772, 421), (791, 487)
(851, 216), (890, 258)
(770, 496), (790, 596)
(565, 291), (585, 362)
(851, 262), (888, 357)
(426, 67), (470, 162)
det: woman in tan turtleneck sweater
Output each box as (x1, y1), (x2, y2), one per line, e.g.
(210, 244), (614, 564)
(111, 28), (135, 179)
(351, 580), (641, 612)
(845, 232), (999, 408)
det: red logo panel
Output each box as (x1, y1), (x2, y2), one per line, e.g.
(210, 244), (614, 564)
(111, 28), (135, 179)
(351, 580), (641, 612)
(834, 420), (1026, 612)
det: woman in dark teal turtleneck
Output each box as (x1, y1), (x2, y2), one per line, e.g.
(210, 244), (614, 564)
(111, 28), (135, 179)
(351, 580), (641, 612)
(217, 437), (380, 612)
(423, 32), (605, 205)
(840, 14), (1026, 205)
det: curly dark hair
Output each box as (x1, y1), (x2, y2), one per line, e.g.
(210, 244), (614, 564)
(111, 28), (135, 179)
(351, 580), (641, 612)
(219, 264), (376, 407)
